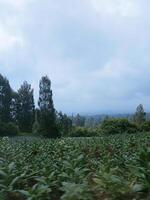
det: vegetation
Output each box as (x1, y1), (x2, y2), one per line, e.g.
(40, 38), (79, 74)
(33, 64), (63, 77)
(140, 121), (150, 132)
(56, 112), (72, 137)
(0, 73), (150, 199)
(133, 104), (146, 125)
(38, 76), (59, 138)
(17, 81), (35, 133)
(0, 74), (12, 122)
(100, 118), (138, 134)
(0, 74), (70, 138)
(72, 114), (86, 127)
(0, 133), (150, 200)
(0, 122), (19, 136)
(1, 72), (150, 138)
(70, 127), (98, 137)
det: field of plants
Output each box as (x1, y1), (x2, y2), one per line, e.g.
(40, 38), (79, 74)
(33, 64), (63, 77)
(0, 133), (150, 200)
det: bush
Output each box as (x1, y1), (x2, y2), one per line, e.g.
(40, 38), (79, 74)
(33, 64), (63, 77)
(0, 122), (19, 136)
(70, 127), (98, 137)
(101, 118), (138, 135)
(139, 121), (150, 132)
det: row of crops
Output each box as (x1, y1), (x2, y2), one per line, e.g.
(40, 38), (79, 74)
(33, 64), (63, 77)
(0, 133), (150, 200)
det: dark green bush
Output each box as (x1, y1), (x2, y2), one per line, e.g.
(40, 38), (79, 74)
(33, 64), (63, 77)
(70, 127), (98, 137)
(101, 118), (138, 134)
(0, 122), (19, 136)
(139, 121), (150, 132)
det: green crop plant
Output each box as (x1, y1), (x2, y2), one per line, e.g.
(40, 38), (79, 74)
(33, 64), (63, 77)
(0, 133), (150, 199)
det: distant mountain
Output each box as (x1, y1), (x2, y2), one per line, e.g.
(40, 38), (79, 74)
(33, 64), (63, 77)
(70, 113), (150, 128)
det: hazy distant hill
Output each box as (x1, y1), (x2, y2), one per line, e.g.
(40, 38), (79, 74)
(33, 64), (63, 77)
(70, 113), (150, 128)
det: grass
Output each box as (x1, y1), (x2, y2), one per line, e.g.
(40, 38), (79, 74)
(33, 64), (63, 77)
(0, 132), (150, 199)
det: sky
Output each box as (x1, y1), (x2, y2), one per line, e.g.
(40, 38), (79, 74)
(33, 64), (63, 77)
(0, 0), (150, 114)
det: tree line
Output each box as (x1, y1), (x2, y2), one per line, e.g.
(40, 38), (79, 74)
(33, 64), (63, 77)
(0, 74), (72, 138)
(0, 73), (149, 138)
(70, 104), (150, 137)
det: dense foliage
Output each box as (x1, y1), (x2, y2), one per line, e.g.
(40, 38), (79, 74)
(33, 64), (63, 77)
(0, 122), (19, 136)
(56, 112), (72, 136)
(0, 72), (150, 138)
(0, 74), (12, 122)
(70, 127), (98, 137)
(0, 74), (70, 138)
(38, 76), (60, 138)
(140, 121), (150, 132)
(17, 81), (35, 133)
(133, 104), (146, 125)
(100, 118), (138, 134)
(0, 133), (150, 200)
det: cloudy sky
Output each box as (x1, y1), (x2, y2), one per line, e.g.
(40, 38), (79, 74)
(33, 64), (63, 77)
(0, 0), (150, 114)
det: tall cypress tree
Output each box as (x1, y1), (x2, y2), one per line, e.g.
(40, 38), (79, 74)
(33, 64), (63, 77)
(133, 104), (146, 125)
(32, 108), (40, 135)
(0, 74), (12, 122)
(10, 90), (18, 123)
(38, 76), (60, 138)
(17, 81), (35, 132)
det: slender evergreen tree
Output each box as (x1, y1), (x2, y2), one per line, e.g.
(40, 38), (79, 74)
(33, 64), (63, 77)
(32, 109), (40, 135)
(17, 81), (35, 132)
(38, 76), (60, 138)
(0, 74), (12, 122)
(10, 91), (18, 123)
(133, 104), (146, 125)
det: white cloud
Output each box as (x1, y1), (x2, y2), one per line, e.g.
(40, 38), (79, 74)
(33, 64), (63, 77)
(89, 0), (140, 18)
(0, 0), (150, 113)
(0, 24), (24, 53)
(92, 59), (139, 79)
(0, 0), (28, 55)
(0, 0), (34, 9)
(5, 0), (26, 8)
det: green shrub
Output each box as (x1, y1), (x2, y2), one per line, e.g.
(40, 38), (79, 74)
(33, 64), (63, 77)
(101, 118), (138, 134)
(70, 127), (98, 137)
(0, 122), (19, 136)
(139, 121), (150, 132)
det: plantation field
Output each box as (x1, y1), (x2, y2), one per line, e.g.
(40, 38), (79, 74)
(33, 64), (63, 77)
(0, 133), (150, 200)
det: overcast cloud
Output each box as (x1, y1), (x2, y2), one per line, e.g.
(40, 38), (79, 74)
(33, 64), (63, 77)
(0, 0), (150, 114)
